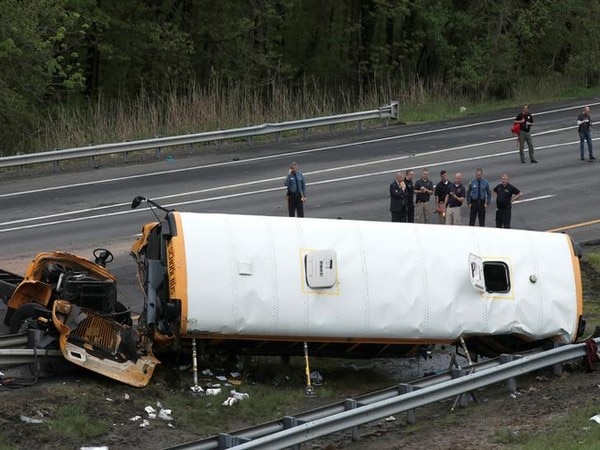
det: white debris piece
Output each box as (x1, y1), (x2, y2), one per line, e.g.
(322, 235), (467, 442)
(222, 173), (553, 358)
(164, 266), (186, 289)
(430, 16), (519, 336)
(145, 405), (157, 419)
(123, 393), (130, 400)
(190, 385), (204, 394)
(590, 414), (600, 424)
(168, 423), (176, 429)
(105, 398), (113, 402)
(20, 415), (43, 424)
(206, 388), (222, 396)
(129, 416), (142, 422)
(222, 390), (250, 406)
(158, 409), (173, 421)
(385, 416), (396, 422)
(201, 369), (213, 376)
(216, 375), (228, 381)
(140, 419), (150, 428)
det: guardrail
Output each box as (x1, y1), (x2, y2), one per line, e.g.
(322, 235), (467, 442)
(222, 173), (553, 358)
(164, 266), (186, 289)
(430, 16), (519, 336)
(167, 338), (597, 449)
(0, 101), (399, 175)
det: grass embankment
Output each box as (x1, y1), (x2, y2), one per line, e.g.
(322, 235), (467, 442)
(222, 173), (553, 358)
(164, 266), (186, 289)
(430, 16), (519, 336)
(29, 76), (600, 154)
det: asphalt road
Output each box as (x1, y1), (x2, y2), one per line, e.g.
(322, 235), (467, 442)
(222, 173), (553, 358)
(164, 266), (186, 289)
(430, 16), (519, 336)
(1, 97), (599, 318)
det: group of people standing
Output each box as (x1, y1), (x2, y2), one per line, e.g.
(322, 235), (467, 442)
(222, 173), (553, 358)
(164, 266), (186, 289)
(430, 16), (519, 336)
(287, 103), (591, 226)
(514, 104), (595, 163)
(390, 168), (523, 228)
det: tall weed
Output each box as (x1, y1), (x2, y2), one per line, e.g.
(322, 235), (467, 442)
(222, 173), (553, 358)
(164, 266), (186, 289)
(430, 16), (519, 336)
(27, 73), (600, 154)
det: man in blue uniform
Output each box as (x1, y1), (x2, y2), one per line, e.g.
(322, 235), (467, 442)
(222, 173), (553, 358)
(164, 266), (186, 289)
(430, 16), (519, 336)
(466, 168), (492, 227)
(284, 162), (307, 217)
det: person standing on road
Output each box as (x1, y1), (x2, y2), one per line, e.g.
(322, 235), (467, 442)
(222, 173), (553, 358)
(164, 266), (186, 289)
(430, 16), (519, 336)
(414, 168), (434, 224)
(390, 172), (408, 222)
(466, 168), (492, 227)
(493, 173), (523, 229)
(434, 170), (451, 224)
(284, 161), (307, 217)
(515, 104), (537, 164)
(404, 169), (415, 223)
(577, 106), (595, 162)
(444, 173), (465, 225)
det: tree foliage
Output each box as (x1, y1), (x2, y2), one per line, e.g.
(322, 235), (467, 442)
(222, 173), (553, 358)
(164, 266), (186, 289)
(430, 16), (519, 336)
(2, 0), (600, 154)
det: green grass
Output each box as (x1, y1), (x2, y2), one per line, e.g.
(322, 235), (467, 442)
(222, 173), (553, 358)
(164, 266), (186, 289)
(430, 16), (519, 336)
(584, 252), (600, 273)
(0, 435), (19, 450)
(49, 403), (109, 439)
(517, 403), (600, 449)
(156, 355), (396, 436)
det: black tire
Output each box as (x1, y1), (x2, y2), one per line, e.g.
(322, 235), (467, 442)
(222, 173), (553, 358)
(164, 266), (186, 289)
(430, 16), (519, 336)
(9, 303), (50, 334)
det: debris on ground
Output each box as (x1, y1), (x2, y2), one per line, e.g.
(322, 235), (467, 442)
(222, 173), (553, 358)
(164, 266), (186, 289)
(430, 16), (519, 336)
(222, 390), (250, 406)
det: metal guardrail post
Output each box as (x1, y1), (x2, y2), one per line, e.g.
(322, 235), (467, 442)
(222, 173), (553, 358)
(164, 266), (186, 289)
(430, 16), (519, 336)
(397, 384), (416, 424)
(499, 354), (517, 393)
(551, 343), (563, 375)
(450, 368), (469, 407)
(283, 417), (301, 450)
(217, 433), (249, 448)
(344, 399), (360, 441)
(390, 100), (399, 120)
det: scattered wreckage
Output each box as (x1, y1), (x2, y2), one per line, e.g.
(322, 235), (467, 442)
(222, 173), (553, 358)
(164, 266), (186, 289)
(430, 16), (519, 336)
(0, 197), (585, 387)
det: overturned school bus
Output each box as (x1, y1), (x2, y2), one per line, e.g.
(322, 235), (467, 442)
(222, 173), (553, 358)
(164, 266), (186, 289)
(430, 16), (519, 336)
(0, 197), (585, 387)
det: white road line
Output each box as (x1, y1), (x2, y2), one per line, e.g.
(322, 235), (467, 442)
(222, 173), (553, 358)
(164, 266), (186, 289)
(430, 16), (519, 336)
(0, 142), (566, 232)
(513, 195), (554, 205)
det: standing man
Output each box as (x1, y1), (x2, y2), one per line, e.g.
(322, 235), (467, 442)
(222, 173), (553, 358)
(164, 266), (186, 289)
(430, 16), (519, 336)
(445, 173), (465, 225)
(389, 172), (408, 222)
(414, 168), (434, 224)
(404, 169), (415, 223)
(434, 170), (450, 224)
(493, 173), (523, 229)
(577, 106), (595, 162)
(515, 104), (537, 163)
(466, 168), (492, 227)
(284, 161), (307, 217)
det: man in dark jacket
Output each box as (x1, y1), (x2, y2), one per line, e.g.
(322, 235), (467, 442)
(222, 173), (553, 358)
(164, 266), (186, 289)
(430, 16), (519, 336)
(515, 104), (537, 163)
(577, 106), (595, 161)
(389, 172), (407, 222)
(493, 173), (523, 228)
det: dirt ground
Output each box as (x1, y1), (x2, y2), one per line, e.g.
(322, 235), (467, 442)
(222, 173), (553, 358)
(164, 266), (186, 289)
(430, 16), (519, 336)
(1, 247), (599, 450)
